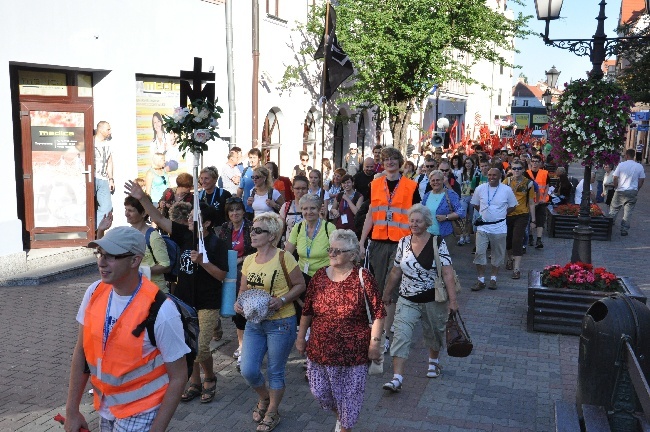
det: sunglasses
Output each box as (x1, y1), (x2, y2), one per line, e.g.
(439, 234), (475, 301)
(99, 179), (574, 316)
(301, 158), (309, 162)
(425, 165), (436, 168)
(440, 169), (450, 172)
(226, 197), (243, 204)
(251, 176), (264, 180)
(251, 227), (270, 235)
(93, 249), (135, 262)
(326, 247), (353, 256)
(511, 167), (524, 171)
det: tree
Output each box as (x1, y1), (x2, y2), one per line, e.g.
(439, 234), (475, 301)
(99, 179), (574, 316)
(282, 0), (530, 153)
(518, 72), (528, 83)
(615, 18), (650, 103)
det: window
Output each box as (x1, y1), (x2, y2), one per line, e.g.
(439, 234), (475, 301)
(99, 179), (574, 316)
(267, 0), (279, 17)
(512, 100), (517, 107)
(523, 100), (529, 107)
(500, 64), (504, 75)
(498, 89), (502, 106)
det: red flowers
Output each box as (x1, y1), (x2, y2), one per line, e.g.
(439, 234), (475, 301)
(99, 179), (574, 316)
(554, 204), (604, 217)
(541, 262), (619, 292)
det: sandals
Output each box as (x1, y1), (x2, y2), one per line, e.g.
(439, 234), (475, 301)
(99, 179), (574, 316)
(427, 361), (443, 378)
(200, 376), (217, 404)
(382, 377), (402, 393)
(252, 398), (270, 423)
(180, 382), (202, 402)
(256, 411), (281, 432)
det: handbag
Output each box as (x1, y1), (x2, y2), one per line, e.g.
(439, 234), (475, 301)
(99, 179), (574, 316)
(360, 268), (384, 375)
(444, 190), (465, 237)
(432, 236), (462, 303)
(446, 310), (473, 357)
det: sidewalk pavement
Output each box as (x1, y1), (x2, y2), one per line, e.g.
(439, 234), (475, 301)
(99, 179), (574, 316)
(1, 164), (648, 432)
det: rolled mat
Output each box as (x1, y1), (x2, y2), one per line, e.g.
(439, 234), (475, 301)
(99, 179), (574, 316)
(221, 250), (238, 317)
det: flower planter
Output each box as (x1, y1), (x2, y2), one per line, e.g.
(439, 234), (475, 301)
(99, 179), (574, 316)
(546, 207), (613, 241)
(527, 270), (646, 336)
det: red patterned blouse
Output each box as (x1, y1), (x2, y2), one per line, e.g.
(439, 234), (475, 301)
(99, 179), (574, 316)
(303, 267), (386, 366)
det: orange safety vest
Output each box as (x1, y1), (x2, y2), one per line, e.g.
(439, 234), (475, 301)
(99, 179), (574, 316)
(370, 176), (417, 241)
(83, 279), (168, 419)
(527, 168), (549, 203)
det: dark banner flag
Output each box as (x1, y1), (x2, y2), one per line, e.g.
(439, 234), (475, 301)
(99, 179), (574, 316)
(314, 3), (354, 100)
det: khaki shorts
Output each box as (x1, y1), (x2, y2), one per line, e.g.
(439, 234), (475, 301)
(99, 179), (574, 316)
(390, 296), (448, 359)
(197, 309), (219, 363)
(473, 231), (506, 267)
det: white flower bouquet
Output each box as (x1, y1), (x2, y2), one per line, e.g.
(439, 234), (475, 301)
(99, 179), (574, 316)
(163, 98), (224, 156)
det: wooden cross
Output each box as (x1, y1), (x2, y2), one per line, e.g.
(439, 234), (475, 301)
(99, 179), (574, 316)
(179, 57), (216, 108)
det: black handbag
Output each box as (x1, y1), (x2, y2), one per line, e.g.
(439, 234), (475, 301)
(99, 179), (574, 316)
(446, 310), (473, 357)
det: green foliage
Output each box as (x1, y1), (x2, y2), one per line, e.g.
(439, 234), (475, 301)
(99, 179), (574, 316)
(615, 20), (650, 103)
(283, 0), (530, 149)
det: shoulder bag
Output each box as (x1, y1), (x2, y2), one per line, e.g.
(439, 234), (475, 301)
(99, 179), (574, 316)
(446, 310), (473, 357)
(444, 190), (465, 237)
(432, 236), (462, 303)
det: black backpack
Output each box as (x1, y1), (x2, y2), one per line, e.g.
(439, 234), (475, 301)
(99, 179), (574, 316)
(132, 291), (199, 379)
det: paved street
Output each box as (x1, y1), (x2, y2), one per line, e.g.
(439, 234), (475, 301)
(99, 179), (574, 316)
(1, 165), (648, 432)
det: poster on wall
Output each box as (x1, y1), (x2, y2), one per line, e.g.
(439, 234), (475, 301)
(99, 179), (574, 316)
(514, 113), (530, 130)
(30, 111), (87, 227)
(135, 78), (186, 196)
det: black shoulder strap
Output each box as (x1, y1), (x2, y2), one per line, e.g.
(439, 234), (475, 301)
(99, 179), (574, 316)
(132, 290), (167, 347)
(268, 188), (273, 200)
(297, 220), (303, 236)
(325, 222), (331, 239)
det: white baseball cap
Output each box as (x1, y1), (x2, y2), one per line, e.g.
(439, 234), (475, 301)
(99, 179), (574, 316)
(349, 143), (358, 149)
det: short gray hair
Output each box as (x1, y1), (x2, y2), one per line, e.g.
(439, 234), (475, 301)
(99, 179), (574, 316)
(329, 229), (361, 263)
(408, 204), (433, 227)
(428, 169), (444, 181)
(299, 193), (323, 210)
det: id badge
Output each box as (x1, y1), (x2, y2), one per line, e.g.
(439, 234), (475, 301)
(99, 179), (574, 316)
(386, 210), (393, 221)
(340, 214), (348, 224)
(303, 262), (309, 274)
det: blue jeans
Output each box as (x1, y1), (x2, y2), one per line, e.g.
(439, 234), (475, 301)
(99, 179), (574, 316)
(240, 316), (296, 390)
(95, 178), (113, 228)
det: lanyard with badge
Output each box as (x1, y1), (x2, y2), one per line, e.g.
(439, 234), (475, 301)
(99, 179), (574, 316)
(231, 223), (245, 247)
(304, 218), (321, 274)
(340, 192), (354, 224)
(98, 275), (143, 380)
(384, 176), (401, 221)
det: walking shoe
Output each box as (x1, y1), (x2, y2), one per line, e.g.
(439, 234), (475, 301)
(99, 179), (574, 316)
(384, 337), (391, 354)
(233, 346), (241, 359)
(426, 361), (442, 378)
(511, 270), (521, 280)
(505, 259), (514, 270)
(528, 236), (534, 246)
(522, 246), (527, 255)
(535, 239), (544, 249)
(457, 237), (465, 246)
(488, 279), (497, 290)
(382, 377), (402, 393)
(471, 246), (476, 254)
(472, 281), (486, 291)
(236, 356), (241, 372)
(335, 419), (342, 432)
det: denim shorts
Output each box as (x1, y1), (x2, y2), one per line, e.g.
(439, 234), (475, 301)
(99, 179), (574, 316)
(240, 315), (297, 390)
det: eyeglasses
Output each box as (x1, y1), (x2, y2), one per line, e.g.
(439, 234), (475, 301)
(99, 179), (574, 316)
(93, 249), (135, 262)
(251, 175), (264, 180)
(226, 197), (243, 204)
(326, 247), (353, 256)
(425, 165), (436, 169)
(251, 227), (270, 235)
(440, 169), (450, 172)
(511, 167), (524, 171)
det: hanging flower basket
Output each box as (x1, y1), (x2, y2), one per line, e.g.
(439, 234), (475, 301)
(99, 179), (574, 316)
(548, 79), (633, 167)
(162, 98), (224, 156)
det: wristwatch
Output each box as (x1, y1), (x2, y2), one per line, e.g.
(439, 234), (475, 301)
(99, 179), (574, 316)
(445, 214), (449, 220)
(280, 296), (286, 305)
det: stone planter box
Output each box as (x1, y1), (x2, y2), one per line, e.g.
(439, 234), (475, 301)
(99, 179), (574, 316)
(527, 271), (647, 336)
(546, 207), (613, 241)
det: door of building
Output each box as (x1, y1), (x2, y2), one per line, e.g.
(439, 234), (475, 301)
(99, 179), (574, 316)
(14, 67), (96, 248)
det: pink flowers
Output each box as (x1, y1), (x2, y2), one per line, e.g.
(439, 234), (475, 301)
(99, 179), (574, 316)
(542, 262), (619, 292)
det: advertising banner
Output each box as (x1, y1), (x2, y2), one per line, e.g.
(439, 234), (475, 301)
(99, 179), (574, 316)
(514, 113), (530, 130)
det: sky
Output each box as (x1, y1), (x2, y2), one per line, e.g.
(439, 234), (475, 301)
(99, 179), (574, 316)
(509, 0), (622, 87)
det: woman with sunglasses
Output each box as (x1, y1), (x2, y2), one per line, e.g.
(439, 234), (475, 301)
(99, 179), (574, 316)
(296, 229), (385, 432)
(292, 151), (312, 179)
(279, 175), (309, 244)
(145, 152), (169, 204)
(125, 181), (229, 404)
(219, 197), (256, 370)
(234, 213), (306, 432)
(247, 166), (285, 217)
(503, 160), (536, 280)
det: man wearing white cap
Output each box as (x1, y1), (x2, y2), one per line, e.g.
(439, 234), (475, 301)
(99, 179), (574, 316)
(344, 143), (361, 176)
(65, 226), (189, 432)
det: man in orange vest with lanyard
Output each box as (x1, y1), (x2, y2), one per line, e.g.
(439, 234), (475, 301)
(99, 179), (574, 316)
(65, 227), (188, 432)
(527, 155), (550, 249)
(360, 147), (420, 353)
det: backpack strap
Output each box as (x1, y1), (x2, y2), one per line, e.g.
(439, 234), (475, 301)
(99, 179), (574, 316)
(144, 227), (159, 265)
(296, 220), (303, 236)
(132, 290), (167, 346)
(278, 250), (293, 288)
(268, 188), (273, 200)
(325, 221), (331, 239)
(422, 191), (430, 205)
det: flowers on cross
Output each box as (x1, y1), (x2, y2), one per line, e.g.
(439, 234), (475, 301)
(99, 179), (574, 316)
(548, 79), (633, 168)
(163, 98), (224, 156)
(542, 262), (619, 292)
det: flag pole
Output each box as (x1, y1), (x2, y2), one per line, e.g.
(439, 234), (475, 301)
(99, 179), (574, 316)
(320, 1), (331, 175)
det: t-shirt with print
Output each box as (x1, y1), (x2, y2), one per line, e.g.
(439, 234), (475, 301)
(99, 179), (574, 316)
(394, 235), (452, 302)
(76, 280), (189, 421)
(170, 221), (229, 310)
(503, 177), (533, 216)
(94, 141), (112, 179)
(241, 249), (299, 320)
(470, 183), (517, 234)
(288, 220), (335, 277)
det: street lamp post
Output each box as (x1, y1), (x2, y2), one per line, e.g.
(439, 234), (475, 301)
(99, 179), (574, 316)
(534, 0), (649, 264)
(542, 66), (559, 114)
